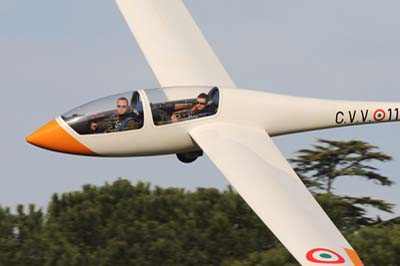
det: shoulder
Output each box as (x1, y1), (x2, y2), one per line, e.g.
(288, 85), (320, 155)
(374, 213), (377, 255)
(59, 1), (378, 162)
(205, 105), (217, 113)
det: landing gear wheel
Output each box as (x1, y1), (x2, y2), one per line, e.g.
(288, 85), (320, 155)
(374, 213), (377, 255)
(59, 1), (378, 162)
(176, 151), (203, 163)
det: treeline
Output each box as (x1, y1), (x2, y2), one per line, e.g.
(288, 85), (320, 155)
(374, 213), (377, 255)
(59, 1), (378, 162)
(0, 181), (275, 266)
(0, 139), (398, 266)
(0, 181), (398, 266)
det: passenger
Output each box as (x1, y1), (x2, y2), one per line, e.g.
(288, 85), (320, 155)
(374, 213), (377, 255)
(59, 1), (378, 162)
(190, 93), (216, 117)
(90, 97), (141, 133)
(170, 93), (216, 122)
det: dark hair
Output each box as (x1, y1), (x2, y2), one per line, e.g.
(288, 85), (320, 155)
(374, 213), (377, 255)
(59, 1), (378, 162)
(117, 97), (129, 105)
(197, 93), (209, 101)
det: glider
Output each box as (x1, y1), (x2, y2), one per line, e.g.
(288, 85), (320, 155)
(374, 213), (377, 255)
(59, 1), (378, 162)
(29, 1), (400, 265)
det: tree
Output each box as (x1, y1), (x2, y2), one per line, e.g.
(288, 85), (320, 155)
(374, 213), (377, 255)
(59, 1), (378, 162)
(223, 244), (297, 266)
(0, 206), (17, 266)
(348, 218), (400, 266)
(290, 139), (395, 226)
(0, 205), (45, 266)
(41, 180), (277, 266)
(290, 139), (393, 193)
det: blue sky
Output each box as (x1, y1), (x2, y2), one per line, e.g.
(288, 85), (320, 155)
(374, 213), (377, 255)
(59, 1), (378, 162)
(1, 0), (399, 219)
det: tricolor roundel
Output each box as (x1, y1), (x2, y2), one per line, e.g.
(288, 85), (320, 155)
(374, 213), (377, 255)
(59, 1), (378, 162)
(373, 109), (386, 121)
(306, 248), (345, 264)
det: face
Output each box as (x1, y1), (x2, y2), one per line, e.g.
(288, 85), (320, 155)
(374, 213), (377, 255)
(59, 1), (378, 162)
(116, 99), (129, 115)
(196, 97), (207, 110)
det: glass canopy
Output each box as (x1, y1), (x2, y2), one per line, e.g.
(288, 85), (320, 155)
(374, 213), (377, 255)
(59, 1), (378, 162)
(62, 91), (144, 135)
(146, 86), (219, 125)
(61, 87), (220, 134)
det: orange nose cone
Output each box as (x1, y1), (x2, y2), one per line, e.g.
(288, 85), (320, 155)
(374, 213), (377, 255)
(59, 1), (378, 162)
(26, 119), (96, 156)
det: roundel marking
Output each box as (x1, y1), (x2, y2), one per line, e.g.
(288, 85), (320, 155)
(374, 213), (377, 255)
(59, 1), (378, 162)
(373, 109), (386, 121)
(306, 248), (345, 264)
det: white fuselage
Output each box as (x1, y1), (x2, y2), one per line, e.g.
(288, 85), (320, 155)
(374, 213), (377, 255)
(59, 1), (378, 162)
(55, 87), (400, 157)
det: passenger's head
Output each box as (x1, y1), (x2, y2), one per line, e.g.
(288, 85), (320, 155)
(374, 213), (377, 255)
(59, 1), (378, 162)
(116, 97), (129, 115)
(196, 93), (208, 110)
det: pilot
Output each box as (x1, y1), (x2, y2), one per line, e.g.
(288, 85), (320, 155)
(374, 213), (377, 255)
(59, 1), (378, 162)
(90, 97), (141, 133)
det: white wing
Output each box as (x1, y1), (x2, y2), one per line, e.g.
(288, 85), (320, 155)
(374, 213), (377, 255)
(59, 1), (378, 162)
(115, 0), (235, 88)
(190, 124), (364, 266)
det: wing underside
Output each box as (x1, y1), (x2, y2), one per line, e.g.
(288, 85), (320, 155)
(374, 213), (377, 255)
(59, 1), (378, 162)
(190, 123), (363, 266)
(115, 0), (235, 88)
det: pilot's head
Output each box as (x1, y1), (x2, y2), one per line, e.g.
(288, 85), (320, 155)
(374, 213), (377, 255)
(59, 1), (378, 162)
(196, 93), (208, 111)
(116, 97), (129, 115)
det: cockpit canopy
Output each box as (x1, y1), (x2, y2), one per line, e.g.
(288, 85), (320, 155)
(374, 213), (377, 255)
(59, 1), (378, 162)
(62, 87), (220, 135)
(147, 86), (219, 125)
(62, 91), (144, 135)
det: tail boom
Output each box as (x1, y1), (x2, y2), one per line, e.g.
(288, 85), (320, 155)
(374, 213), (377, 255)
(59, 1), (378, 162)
(222, 89), (400, 136)
(265, 95), (400, 136)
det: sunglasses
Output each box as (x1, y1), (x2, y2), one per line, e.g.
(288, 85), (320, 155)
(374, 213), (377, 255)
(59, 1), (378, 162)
(196, 101), (206, 105)
(117, 105), (128, 108)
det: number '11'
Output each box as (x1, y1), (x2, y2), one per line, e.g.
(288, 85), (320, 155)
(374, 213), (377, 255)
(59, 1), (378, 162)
(388, 108), (399, 121)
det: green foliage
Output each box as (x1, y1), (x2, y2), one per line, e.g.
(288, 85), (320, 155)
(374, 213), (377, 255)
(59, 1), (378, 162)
(290, 139), (393, 193)
(314, 194), (392, 231)
(349, 219), (400, 266)
(0, 180), (276, 266)
(0, 204), (45, 266)
(290, 139), (395, 225)
(0, 179), (398, 266)
(224, 245), (297, 266)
